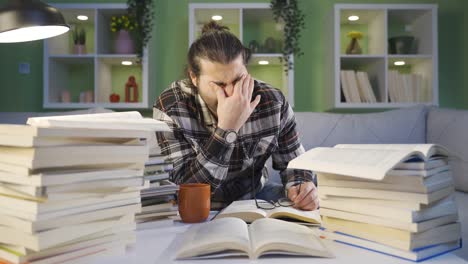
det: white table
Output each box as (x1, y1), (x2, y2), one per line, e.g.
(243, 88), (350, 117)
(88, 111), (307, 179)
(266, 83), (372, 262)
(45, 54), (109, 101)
(89, 216), (468, 264)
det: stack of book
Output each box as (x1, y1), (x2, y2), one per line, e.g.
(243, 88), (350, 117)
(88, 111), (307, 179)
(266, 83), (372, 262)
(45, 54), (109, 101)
(0, 112), (169, 264)
(136, 133), (178, 229)
(288, 144), (462, 262)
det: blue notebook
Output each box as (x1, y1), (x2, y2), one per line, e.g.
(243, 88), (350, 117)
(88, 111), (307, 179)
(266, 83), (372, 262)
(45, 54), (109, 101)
(318, 227), (462, 262)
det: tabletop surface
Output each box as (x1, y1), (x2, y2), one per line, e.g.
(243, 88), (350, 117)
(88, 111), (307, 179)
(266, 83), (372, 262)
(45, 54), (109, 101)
(88, 215), (468, 264)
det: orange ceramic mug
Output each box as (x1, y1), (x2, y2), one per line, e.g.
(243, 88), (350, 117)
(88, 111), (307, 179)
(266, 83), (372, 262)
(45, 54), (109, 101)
(178, 183), (211, 223)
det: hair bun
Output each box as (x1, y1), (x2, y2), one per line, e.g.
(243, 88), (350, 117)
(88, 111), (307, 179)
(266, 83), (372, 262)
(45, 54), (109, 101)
(201, 21), (230, 35)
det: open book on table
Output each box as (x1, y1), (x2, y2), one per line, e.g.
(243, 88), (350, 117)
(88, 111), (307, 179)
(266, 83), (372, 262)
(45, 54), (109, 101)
(175, 217), (333, 260)
(287, 144), (450, 181)
(214, 199), (321, 225)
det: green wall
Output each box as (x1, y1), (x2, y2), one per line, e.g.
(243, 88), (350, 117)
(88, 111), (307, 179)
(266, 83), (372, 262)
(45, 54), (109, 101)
(0, 0), (466, 113)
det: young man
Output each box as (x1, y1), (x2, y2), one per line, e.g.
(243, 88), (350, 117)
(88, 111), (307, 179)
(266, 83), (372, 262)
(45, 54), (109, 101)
(153, 21), (318, 210)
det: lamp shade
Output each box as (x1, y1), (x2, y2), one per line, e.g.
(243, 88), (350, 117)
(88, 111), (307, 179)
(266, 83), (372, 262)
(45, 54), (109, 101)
(0, 0), (69, 43)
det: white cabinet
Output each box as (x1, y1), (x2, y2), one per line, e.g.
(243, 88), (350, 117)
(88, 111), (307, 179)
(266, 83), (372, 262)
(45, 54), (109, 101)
(43, 4), (149, 109)
(333, 4), (438, 108)
(189, 3), (294, 106)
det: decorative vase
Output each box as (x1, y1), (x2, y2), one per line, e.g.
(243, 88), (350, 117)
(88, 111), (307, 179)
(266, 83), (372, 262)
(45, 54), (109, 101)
(115, 30), (134, 54)
(73, 44), (86, 55)
(346, 37), (362, 54)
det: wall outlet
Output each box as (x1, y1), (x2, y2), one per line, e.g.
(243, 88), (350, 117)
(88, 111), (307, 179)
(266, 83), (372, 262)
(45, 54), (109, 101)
(19, 62), (30, 74)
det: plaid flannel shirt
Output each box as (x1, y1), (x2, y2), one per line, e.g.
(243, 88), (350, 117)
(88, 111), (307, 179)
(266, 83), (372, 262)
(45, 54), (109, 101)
(153, 79), (313, 206)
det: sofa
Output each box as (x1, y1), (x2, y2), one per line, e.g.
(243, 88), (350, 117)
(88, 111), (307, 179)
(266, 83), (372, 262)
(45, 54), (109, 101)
(288, 105), (467, 260)
(0, 105), (466, 259)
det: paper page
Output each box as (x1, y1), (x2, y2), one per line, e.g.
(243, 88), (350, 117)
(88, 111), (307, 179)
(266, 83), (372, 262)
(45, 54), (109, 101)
(288, 147), (419, 180)
(27, 112), (170, 132)
(175, 217), (250, 259)
(266, 206), (321, 225)
(334, 144), (449, 159)
(27, 111), (143, 122)
(249, 218), (332, 259)
(216, 200), (268, 222)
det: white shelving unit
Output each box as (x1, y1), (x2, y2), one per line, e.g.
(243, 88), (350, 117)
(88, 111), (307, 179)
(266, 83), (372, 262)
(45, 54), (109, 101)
(43, 4), (149, 109)
(333, 4), (438, 109)
(189, 3), (294, 106)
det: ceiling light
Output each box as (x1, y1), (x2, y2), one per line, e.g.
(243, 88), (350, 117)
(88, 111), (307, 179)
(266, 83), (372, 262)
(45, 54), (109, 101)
(394, 61), (406, 66)
(77, 15), (88, 21)
(211, 15), (222, 21)
(258, 60), (269, 65)
(122, 61), (133, 66)
(348, 15), (359, 21)
(0, 0), (69, 43)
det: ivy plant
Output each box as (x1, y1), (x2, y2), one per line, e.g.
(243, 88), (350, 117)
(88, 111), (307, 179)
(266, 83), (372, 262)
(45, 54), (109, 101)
(270, 0), (305, 71)
(127, 0), (155, 62)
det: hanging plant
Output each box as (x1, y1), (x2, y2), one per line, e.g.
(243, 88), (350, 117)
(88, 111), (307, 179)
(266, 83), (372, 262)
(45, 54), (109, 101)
(270, 0), (305, 71)
(127, 0), (155, 62)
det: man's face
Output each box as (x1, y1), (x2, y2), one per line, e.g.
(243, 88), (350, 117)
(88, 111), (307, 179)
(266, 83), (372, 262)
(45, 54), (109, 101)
(190, 55), (248, 114)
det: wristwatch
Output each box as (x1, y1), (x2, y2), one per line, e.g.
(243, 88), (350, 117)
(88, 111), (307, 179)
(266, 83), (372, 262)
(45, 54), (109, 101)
(217, 127), (238, 144)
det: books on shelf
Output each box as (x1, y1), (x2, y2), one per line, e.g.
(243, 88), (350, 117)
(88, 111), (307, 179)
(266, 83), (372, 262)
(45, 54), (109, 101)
(388, 70), (428, 103)
(214, 199), (321, 225)
(287, 143), (461, 259)
(175, 217), (333, 260)
(340, 70), (377, 103)
(356, 71), (377, 103)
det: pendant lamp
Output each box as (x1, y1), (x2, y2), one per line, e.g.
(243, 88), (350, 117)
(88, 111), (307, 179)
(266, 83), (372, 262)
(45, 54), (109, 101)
(0, 0), (69, 43)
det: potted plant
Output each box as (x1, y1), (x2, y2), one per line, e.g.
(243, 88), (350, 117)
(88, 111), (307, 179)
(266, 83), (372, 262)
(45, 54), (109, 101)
(346, 31), (364, 54)
(270, 0), (305, 71)
(111, 14), (138, 54)
(127, 0), (154, 61)
(72, 26), (86, 54)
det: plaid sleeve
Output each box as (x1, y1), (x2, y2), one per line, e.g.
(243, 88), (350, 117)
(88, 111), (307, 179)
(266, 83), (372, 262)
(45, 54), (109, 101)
(153, 108), (235, 191)
(271, 99), (314, 187)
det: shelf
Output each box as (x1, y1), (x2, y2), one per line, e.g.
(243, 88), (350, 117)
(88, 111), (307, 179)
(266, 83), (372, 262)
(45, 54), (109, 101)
(243, 8), (283, 54)
(334, 4), (437, 109)
(44, 4), (149, 109)
(46, 58), (94, 104)
(340, 54), (385, 59)
(339, 9), (386, 55)
(388, 58), (433, 103)
(193, 8), (241, 40)
(48, 9), (96, 56)
(388, 9), (434, 55)
(96, 58), (143, 104)
(340, 57), (386, 103)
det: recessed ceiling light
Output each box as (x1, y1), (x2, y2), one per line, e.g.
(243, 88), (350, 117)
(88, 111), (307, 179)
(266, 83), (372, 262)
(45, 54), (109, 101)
(348, 15), (359, 21)
(77, 15), (88, 21)
(212, 15), (223, 21)
(258, 60), (269, 65)
(394, 61), (406, 66)
(122, 61), (133, 66)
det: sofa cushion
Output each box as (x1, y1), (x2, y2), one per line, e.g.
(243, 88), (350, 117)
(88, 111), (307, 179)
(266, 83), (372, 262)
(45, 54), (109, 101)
(427, 107), (468, 192)
(295, 105), (428, 151)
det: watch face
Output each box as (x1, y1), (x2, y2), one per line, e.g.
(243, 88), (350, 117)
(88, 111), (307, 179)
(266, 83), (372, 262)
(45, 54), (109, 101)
(225, 131), (237, 143)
